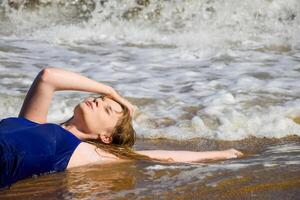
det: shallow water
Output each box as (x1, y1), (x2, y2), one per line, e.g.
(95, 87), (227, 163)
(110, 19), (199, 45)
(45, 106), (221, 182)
(0, 0), (300, 198)
(1, 138), (300, 199)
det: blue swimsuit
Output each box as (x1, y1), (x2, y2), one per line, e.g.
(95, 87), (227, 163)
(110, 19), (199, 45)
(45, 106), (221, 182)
(0, 117), (81, 189)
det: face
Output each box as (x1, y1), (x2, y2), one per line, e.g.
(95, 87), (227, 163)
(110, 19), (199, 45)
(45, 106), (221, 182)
(73, 96), (123, 138)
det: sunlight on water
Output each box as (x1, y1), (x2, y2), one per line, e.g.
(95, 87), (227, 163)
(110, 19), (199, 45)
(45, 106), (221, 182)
(1, 1), (300, 199)
(0, 140), (299, 199)
(0, 0), (300, 140)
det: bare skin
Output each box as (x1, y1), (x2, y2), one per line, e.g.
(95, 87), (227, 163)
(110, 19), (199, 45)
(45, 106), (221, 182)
(67, 144), (243, 168)
(19, 67), (243, 168)
(61, 96), (124, 143)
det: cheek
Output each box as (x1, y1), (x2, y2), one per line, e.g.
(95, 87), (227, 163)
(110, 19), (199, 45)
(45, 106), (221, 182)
(91, 113), (116, 133)
(74, 104), (97, 132)
(105, 117), (119, 131)
(83, 111), (105, 133)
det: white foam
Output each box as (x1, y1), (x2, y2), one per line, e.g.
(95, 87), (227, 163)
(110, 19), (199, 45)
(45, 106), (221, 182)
(1, 0), (300, 141)
(145, 164), (193, 170)
(266, 144), (300, 154)
(263, 163), (278, 167)
(1, 0), (299, 49)
(285, 161), (300, 165)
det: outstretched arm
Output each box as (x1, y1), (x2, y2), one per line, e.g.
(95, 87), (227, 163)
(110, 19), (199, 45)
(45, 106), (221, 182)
(19, 67), (134, 124)
(136, 149), (243, 163)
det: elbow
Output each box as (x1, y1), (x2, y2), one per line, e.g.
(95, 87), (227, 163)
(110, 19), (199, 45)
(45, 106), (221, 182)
(38, 67), (56, 84)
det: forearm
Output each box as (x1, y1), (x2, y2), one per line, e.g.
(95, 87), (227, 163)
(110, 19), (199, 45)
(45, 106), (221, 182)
(19, 67), (117, 123)
(137, 150), (236, 163)
(42, 67), (114, 95)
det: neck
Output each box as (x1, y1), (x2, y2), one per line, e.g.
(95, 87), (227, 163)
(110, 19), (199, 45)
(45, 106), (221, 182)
(61, 117), (97, 140)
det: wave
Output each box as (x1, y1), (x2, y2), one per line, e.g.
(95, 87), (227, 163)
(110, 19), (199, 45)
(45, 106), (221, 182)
(0, 0), (299, 49)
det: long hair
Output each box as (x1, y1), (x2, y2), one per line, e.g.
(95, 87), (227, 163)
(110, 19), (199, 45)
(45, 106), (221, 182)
(62, 96), (165, 162)
(86, 103), (156, 161)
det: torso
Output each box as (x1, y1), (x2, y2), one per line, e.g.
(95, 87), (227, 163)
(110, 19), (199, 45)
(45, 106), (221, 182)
(0, 117), (82, 188)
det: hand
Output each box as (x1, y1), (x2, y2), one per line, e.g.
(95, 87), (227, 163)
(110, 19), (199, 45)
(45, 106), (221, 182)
(225, 149), (243, 159)
(118, 96), (137, 117)
(108, 88), (137, 117)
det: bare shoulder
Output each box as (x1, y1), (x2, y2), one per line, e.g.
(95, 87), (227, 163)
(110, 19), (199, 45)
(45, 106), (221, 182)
(67, 142), (125, 169)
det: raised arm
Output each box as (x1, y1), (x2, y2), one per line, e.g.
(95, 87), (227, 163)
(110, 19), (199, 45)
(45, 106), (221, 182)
(136, 149), (243, 163)
(19, 67), (134, 124)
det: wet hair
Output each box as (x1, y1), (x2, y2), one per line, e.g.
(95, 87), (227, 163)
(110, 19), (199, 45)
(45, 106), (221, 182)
(62, 96), (167, 162)
(86, 97), (164, 162)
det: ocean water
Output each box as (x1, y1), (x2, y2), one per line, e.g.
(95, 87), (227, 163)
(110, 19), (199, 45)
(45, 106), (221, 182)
(0, 0), (300, 198)
(1, 138), (300, 199)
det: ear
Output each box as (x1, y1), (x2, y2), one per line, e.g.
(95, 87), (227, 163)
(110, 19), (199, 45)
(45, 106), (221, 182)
(99, 133), (112, 144)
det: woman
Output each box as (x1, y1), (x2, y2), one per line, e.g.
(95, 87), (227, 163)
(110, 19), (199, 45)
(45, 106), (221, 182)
(0, 67), (243, 189)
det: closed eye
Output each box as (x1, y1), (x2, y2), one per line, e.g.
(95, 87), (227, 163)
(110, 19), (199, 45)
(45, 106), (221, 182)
(105, 107), (110, 115)
(108, 105), (113, 113)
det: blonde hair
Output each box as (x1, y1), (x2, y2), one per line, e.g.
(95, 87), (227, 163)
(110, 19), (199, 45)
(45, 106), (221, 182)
(86, 97), (165, 162)
(63, 96), (167, 162)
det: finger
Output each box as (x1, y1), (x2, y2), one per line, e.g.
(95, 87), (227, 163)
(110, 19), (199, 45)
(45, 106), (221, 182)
(235, 151), (244, 157)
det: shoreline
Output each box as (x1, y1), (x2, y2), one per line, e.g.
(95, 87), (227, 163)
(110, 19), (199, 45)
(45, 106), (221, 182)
(134, 135), (300, 153)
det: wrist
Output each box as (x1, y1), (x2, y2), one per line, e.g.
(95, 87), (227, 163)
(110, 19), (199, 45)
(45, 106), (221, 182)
(107, 86), (118, 98)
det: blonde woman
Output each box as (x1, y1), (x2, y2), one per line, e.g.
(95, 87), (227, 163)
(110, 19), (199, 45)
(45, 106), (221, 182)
(0, 68), (243, 189)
